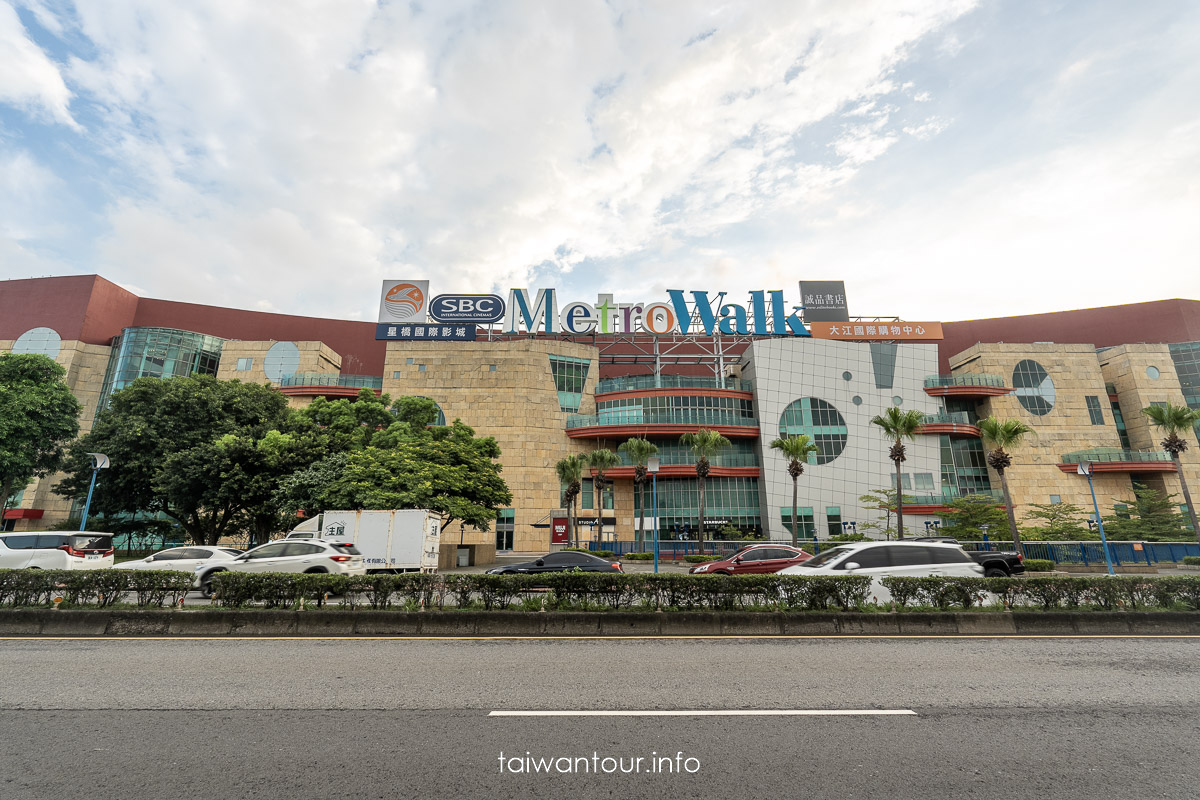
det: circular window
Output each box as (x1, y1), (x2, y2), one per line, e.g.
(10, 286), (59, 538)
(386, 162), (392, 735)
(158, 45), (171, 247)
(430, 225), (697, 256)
(778, 398), (848, 465)
(263, 341), (301, 383)
(842, 371), (853, 381)
(1146, 366), (1160, 380)
(1013, 359), (1055, 416)
(892, 396), (903, 406)
(12, 327), (61, 359)
(852, 396), (863, 406)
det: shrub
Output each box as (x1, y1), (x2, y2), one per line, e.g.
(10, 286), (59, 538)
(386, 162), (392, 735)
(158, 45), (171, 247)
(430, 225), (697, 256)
(625, 553), (653, 560)
(684, 555), (720, 563)
(1023, 559), (1055, 572)
(1183, 557), (1200, 566)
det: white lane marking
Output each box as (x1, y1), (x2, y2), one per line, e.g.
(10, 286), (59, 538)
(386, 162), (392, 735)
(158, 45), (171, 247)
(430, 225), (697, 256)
(489, 709), (916, 717)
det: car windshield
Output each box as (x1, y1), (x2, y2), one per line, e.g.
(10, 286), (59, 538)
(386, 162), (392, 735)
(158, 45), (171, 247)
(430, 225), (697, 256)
(791, 546), (852, 568)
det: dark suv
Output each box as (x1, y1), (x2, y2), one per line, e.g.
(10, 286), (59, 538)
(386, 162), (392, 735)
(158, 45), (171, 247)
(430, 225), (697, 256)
(689, 544), (812, 575)
(913, 536), (1026, 576)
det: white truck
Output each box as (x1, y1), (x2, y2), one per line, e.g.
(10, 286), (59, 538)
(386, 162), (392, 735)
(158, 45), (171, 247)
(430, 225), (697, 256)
(286, 510), (441, 573)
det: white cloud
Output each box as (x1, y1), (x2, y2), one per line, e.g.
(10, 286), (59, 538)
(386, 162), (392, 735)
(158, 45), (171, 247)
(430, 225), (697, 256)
(29, 0), (978, 316)
(0, 1), (77, 127)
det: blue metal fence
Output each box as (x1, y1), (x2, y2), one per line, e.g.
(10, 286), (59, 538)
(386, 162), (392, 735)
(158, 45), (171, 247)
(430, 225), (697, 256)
(586, 539), (1200, 564)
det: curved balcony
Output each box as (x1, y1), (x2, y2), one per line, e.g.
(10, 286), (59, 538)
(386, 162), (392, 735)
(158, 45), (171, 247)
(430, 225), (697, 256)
(567, 410), (760, 439)
(916, 411), (980, 438)
(596, 375), (753, 394)
(923, 374), (1012, 398)
(603, 464), (761, 479)
(1057, 448), (1177, 474)
(277, 373), (383, 399)
(879, 489), (1004, 514)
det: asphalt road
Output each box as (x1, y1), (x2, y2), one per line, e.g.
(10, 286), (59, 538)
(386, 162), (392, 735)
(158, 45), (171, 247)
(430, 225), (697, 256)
(1, 637), (1198, 799)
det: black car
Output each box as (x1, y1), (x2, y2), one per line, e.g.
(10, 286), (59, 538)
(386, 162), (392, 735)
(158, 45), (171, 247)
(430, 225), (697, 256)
(913, 536), (1026, 576)
(485, 551), (622, 574)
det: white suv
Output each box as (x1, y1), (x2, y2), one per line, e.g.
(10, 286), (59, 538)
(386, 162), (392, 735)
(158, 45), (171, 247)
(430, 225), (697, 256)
(195, 539), (366, 597)
(778, 540), (983, 602)
(0, 532), (115, 570)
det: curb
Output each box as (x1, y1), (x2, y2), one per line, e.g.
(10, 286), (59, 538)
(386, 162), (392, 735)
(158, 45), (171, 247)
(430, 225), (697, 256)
(2, 609), (1200, 636)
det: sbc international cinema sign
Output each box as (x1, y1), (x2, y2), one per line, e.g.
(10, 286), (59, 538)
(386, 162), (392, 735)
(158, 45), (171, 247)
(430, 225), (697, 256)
(375, 280), (941, 341)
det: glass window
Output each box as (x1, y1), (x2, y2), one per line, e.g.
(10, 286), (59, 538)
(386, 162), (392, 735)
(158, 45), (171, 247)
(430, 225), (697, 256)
(247, 543), (289, 559)
(34, 535), (69, 549)
(549, 355), (590, 412)
(1050, 495), (1061, 504)
(12, 327), (62, 358)
(1012, 360), (1055, 416)
(1085, 396), (1105, 425)
(780, 507), (814, 538)
(282, 542), (324, 556)
(914, 473), (934, 491)
(235, 358), (253, 371)
(928, 547), (973, 564)
(152, 549), (186, 561)
(848, 547), (890, 569)
(778, 398), (848, 465)
(1146, 366), (1160, 380)
(2, 535), (38, 550)
(890, 546), (937, 567)
(581, 478), (594, 510)
(98, 327), (225, 409)
(826, 507), (842, 538)
(393, 371), (403, 379)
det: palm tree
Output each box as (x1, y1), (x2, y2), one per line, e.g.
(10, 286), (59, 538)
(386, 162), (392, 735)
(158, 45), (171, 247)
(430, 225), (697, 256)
(586, 448), (621, 545)
(618, 437), (658, 552)
(769, 434), (819, 546)
(978, 415), (1035, 551)
(869, 407), (926, 539)
(1143, 402), (1200, 544)
(555, 454), (586, 547)
(679, 428), (732, 554)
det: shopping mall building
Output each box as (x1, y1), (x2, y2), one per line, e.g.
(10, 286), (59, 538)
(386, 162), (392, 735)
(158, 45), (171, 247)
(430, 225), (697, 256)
(2, 274), (1198, 549)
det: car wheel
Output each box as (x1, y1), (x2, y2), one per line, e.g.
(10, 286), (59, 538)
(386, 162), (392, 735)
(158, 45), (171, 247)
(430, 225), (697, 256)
(983, 567), (1008, 578)
(713, 570), (732, 575)
(199, 569), (224, 599)
(303, 567), (327, 574)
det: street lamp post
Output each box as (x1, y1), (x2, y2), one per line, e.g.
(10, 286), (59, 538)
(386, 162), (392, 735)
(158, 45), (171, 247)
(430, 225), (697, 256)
(1079, 462), (1116, 576)
(648, 457), (660, 574)
(79, 453), (109, 532)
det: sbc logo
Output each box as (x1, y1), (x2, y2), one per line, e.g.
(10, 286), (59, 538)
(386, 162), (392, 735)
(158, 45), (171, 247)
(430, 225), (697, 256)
(383, 283), (426, 320)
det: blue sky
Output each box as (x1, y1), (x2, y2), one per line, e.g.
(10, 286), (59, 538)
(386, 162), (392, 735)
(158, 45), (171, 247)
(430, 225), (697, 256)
(1, 0), (1197, 322)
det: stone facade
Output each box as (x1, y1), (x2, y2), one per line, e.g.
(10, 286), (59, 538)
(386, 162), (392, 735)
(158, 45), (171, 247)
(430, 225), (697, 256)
(216, 340), (341, 385)
(381, 338), (600, 551)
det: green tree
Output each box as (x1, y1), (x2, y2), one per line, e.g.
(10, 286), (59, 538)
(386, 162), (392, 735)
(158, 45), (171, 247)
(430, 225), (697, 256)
(869, 408), (925, 539)
(1022, 502), (1092, 541)
(934, 494), (1010, 539)
(56, 376), (295, 545)
(618, 438), (658, 551)
(769, 434), (819, 546)
(296, 390), (396, 451)
(0, 353), (81, 520)
(586, 448), (621, 543)
(858, 488), (908, 540)
(1101, 486), (1188, 541)
(554, 454), (586, 548)
(978, 415), (1035, 551)
(1142, 402), (1200, 544)
(312, 419), (513, 533)
(679, 428), (732, 554)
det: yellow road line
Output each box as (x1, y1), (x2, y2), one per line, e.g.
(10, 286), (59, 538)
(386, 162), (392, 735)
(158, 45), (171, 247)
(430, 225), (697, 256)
(2, 634), (1200, 641)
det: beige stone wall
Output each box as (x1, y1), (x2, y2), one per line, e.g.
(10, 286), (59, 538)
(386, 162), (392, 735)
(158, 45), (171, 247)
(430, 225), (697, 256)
(950, 343), (1134, 519)
(382, 339), (601, 551)
(1099, 344), (1200, 522)
(216, 341), (341, 385)
(2, 339), (114, 530)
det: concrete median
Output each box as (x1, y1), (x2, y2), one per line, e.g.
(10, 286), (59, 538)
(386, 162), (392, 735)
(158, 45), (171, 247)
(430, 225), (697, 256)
(2, 608), (1200, 636)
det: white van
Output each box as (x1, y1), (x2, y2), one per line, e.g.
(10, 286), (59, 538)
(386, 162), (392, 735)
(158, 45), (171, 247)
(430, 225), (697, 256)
(0, 532), (116, 570)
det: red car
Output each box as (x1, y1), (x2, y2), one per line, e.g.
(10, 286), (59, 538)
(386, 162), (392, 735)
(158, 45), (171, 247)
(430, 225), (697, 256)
(688, 544), (813, 575)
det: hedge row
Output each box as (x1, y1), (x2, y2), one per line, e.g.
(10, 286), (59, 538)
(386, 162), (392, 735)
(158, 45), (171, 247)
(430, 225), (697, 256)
(0, 569), (194, 608)
(207, 573), (1200, 613)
